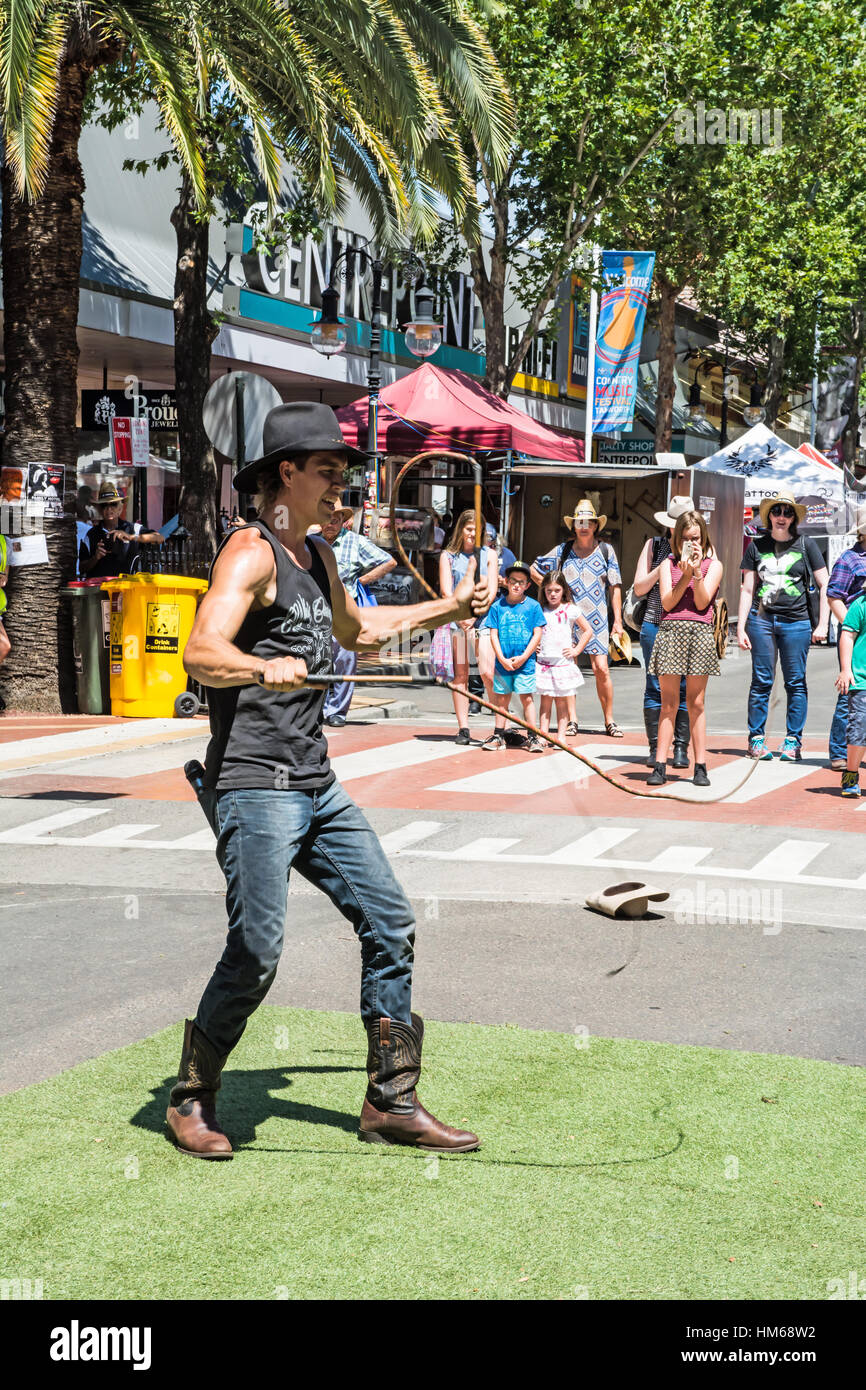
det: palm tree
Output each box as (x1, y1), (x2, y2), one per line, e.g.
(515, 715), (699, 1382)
(0, 0), (511, 710)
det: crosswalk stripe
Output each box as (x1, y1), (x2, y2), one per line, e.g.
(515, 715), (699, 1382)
(450, 837), (521, 859)
(644, 845), (714, 872)
(545, 827), (638, 863)
(79, 823), (162, 845)
(378, 821), (444, 854)
(0, 807), (109, 841)
(721, 757), (822, 804)
(431, 743), (632, 796)
(749, 839), (830, 878)
(331, 739), (463, 783)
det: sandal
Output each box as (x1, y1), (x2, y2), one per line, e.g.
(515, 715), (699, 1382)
(564, 721), (579, 737)
(605, 721), (624, 738)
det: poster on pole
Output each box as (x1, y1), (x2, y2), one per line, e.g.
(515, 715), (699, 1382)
(592, 251), (655, 433)
(27, 462), (65, 518)
(110, 416), (150, 467)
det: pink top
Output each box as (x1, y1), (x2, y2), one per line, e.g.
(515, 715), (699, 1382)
(662, 555), (714, 623)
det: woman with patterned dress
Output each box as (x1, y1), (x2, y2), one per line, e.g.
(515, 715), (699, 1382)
(530, 499), (624, 736)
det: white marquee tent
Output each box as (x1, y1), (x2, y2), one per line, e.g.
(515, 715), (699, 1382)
(692, 423), (848, 535)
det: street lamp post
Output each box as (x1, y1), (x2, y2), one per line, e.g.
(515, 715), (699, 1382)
(310, 242), (441, 504)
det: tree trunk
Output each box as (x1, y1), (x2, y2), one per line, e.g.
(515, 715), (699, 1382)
(762, 331), (787, 427)
(172, 169), (220, 561)
(841, 304), (865, 470)
(654, 278), (679, 453)
(0, 53), (94, 712)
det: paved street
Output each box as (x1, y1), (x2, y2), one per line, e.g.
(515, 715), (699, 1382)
(1, 647), (863, 1093)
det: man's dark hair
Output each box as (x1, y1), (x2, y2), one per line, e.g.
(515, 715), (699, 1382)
(254, 451), (311, 508)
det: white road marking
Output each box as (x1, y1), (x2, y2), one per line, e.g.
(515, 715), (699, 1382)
(546, 827), (638, 863)
(718, 757), (822, 804)
(749, 839), (830, 879)
(450, 837), (522, 859)
(0, 719), (202, 772)
(0, 808), (110, 841)
(79, 823), (162, 845)
(330, 739), (465, 782)
(378, 821), (444, 854)
(644, 845), (714, 872)
(430, 743), (634, 795)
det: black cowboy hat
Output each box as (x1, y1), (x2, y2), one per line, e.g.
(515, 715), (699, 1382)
(233, 402), (367, 493)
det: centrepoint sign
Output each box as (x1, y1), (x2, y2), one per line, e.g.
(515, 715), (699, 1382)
(223, 206), (480, 355)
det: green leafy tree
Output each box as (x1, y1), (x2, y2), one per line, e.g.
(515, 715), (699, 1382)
(0, 0), (511, 709)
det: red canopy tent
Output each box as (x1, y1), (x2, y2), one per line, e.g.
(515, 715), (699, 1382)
(335, 362), (585, 461)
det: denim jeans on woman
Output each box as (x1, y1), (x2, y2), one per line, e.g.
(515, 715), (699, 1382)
(746, 609), (813, 742)
(195, 780), (415, 1056)
(640, 620), (687, 714)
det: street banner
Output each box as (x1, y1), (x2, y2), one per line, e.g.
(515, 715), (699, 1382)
(592, 251), (655, 433)
(110, 416), (150, 467)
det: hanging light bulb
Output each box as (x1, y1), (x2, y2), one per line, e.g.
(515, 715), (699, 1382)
(404, 284), (443, 359)
(743, 381), (766, 426)
(686, 377), (706, 422)
(309, 285), (348, 356)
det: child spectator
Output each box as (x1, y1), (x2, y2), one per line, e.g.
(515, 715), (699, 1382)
(835, 580), (866, 797)
(481, 561), (545, 752)
(537, 570), (592, 739)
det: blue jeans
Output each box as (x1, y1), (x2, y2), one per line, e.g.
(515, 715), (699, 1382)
(195, 781), (415, 1056)
(640, 621), (687, 714)
(829, 646), (848, 761)
(323, 639), (356, 720)
(746, 611), (812, 742)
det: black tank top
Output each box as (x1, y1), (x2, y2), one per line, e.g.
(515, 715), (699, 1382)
(204, 519), (335, 791)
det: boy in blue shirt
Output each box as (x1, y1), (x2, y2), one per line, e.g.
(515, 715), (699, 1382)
(481, 561), (545, 751)
(835, 582), (866, 797)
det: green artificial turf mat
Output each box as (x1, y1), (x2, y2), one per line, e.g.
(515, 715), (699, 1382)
(0, 1008), (863, 1300)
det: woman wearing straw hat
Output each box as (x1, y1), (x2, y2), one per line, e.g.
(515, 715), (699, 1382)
(738, 490), (829, 761)
(631, 495), (693, 768)
(530, 499), (624, 737)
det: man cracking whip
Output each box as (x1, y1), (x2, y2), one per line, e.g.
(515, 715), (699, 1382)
(167, 403), (489, 1159)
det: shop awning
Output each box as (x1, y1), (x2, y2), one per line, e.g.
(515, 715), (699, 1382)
(492, 464), (673, 481)
(336, 363), (585, 460)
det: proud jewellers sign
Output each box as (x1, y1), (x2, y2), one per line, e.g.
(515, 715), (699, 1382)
(80, 389), (178, 433)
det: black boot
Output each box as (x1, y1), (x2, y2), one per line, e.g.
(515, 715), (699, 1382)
(644, 707), (660, 768)
(647, 761), (667, 787)
(359, 1014), (480, 1152)
(672, 708), (691, 769)
(693, 763), (710, 787)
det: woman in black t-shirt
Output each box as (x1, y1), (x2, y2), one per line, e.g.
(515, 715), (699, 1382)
(738, 490), (829, 761)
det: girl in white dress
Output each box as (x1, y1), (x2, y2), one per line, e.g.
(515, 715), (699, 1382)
(536, 571), (592, 739)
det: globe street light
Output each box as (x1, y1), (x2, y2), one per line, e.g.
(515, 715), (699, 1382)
(404, 283), (443, 359)
(743, 380), (766, 427)
(309, 284), (348, 357)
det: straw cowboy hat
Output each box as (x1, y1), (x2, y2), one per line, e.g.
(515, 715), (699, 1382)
(564, 498), (607, 531)
(758, 489), (806, 527)
(95, 482), (124, 506)
(327, 504), (356, 527)
(585, 881), (670, 919)
(654, 494), (695, 528)
(608, 628), (633, 664)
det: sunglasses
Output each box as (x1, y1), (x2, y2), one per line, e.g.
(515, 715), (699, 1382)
(769, 505), (795, 518)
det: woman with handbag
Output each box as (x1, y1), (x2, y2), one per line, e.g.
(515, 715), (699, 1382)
(738, 490), (829, 761)
(647, 511), (724, 787)
(631, 495), (694, 768)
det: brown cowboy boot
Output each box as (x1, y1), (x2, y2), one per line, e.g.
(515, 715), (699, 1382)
(359, 1014), (480, 1153)
(166, 1019), (233, 1159)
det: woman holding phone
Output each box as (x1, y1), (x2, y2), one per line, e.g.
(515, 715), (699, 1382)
(647, 511), (724, 787)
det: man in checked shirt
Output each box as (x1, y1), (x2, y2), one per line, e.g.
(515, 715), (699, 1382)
(318, 506), (396, 725)
(827, 506), (866, 769)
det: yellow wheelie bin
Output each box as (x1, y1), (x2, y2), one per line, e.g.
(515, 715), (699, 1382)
(101, 573), (208, 718)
